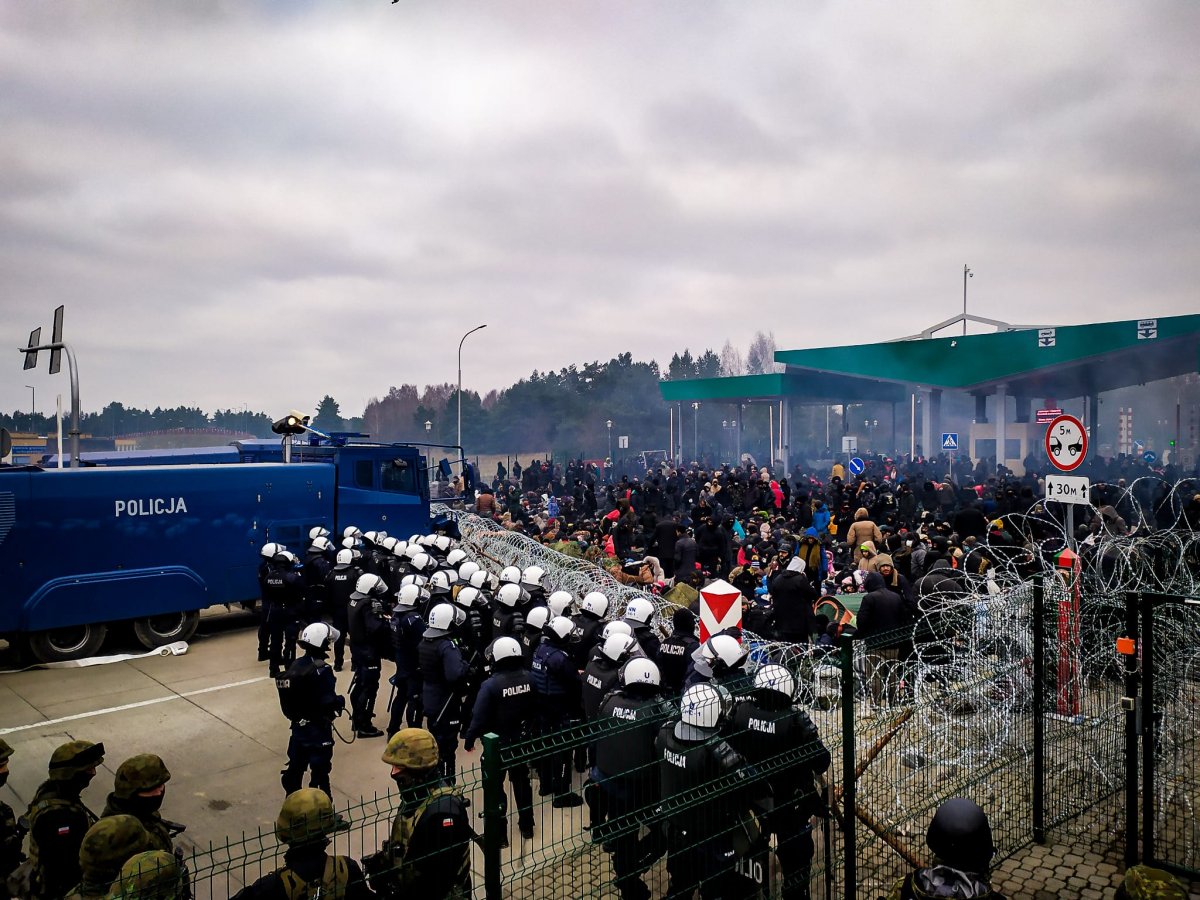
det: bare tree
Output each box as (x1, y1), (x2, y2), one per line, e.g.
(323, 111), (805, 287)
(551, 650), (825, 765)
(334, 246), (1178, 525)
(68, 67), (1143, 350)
(719, 340), (745, 377)
(746, 330), (781, 375)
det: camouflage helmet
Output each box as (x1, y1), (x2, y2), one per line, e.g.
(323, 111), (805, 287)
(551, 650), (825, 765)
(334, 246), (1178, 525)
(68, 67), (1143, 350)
(79, 815), (151, 880)
(113, 754), (171, 798)
(0, 738), (12, 765)
(104, 850), (184, 899)
(1116, 865), (1188, 900)
(48, 739), (105, 780)
(274, 788), (346, 845)
(381, 728), (439, 771)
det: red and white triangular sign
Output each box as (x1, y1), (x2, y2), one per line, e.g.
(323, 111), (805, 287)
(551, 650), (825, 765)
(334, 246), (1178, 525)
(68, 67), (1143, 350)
(698, 578), (743, 642)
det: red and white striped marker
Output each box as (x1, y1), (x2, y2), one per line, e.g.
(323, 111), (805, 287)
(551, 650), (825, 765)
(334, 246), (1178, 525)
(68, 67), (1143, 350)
(698, 578), (743, 643)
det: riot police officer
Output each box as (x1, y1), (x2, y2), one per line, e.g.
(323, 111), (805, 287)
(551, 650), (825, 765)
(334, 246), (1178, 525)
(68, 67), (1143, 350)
(325, 548), (362, 672)
(520, 565), (548, 608)
(453, 584), (492, 720)
(66, 815), (151, 899)
(595, 658), (673, 900)
(418, 604), (468, 783)
(622, 598), (661, 659)
(263, 550), (306, 676)
(102, 755), (185, 854)
(232, 789), (371, 899)
(256, 542), (285, 662)
(462, 637), (537, 842)
(684, 633), (752, 694)
(303, 535), (335, 625)
(518, 606), (549, 668)
(348, 574), (392, 739)
(24, 740), (105, 898)
(277, 623), (346, 794)
(366, 729), (471, 898)
(728, 665), (830, 900)
(0, 739), (24, 894)
(387, 584), (426, 737)
(656, 683), (750, 899)
(656, 608), (699, 695)
(492, 583), (526, 639)
(570, 591), (610, 667)
(531, 616), (584, 808)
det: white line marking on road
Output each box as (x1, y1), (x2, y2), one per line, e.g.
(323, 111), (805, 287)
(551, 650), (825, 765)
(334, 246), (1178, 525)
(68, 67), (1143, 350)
(0, 676), (270, 735)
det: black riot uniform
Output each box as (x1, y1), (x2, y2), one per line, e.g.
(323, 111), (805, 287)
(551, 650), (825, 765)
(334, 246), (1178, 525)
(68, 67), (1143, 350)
(324, 557), (362, 671)
(454, 589), (492, 721)
(569, 610), (606, 668)
(418, 623), (468, 783)
(347, 579), (392, 738)
(530, 629), (584, 806)
(656, 711), (751, 900)
(263, 553), (306, 676)
(492, 597), (525, 640)
(257, 554), (278, 662)
(387, 595), (426, 737)
(302, 546), (334, 625)
(278, 637), (345, 796)
(656, 610), (700, 696)
(728, 689), (831, 899)
(594, 681), (673, 900)
(462, 650), (538, 839)
(517, 615), (545, 668)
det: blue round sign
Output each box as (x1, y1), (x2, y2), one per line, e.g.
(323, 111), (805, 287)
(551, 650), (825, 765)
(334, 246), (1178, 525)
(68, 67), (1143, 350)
(1143, 450), (1157, 464)
(849, 457), (865, 476)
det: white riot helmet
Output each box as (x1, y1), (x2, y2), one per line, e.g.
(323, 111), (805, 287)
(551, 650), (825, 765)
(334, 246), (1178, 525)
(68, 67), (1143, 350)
(525, 606), (550, 632)
(601, 633), (637, 664)
(702, 634), (748, 674)
(521, 565), (546, 591)
(401, 573), (428, 588)
(380, 536), (398, 552)
(341, 536), (360, 550)
(545, 615), (574, 642)
(342, 526), (362, 540)
(499, 566), (522, 585)
(396, 583), (423, 608)
(601, 620), (634, 640)
(299, 622), (339, 654)
(621, 657), (661, 688)
(260, 542), (284, 559)
(404, 543), (423, 560)
(754, 664), (796, 699)
(547, 591), (574, 618)
(455, 586), (482, 608)
(392, 540), (409, 557)
(468, 570), (490, 590)
(497, 583), (524, 608)
(429, 570), (453, 596)
(581, 592), (610, 618)
(354, 573), (388, 597)
(276, 550), (299, 567)
(458, 561), (481, 582)
(410, 552), (433, 573)
(362, 531), (379, 546)
(335, 549), (354, 567)
(420, 534), (437, 548)
(310, 536), (334, 554)
(446, 548), (468, 568)
(677, 683), (731, 738)
(308, 526), (330, 541)
(623, 598), (655, 626)
(433, 535), (452, 554)
(426, 602), (457, 637)
(490, 636), (522, 663)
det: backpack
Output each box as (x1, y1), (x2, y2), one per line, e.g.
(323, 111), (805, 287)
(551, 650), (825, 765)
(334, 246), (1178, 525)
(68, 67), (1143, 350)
(814, 596), (856, 639)
(279, 856), (351, 900)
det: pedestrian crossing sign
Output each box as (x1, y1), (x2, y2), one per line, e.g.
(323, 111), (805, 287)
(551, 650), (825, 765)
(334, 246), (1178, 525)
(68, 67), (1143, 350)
(941, 433), (958, 450)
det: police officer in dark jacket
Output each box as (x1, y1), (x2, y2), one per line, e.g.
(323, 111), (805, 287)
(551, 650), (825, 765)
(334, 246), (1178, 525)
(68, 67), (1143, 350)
(656, 608), (699, 695)
(418, 603), (469, 783)
(454, 584), (493, 720)
(656, 683), (750, 900)
(347, 573), (392, 738)
(569, 591), (610, 667)
(518, 606), (549, 668)
(325, 549), (362, 672)
(769, 559), (819, 644)
(623, 598), (661, 660)
(278, 623), (346, 796)
(728, 665), (830, 900)
(303, 536), (335, 626)
(262, 548), (305, 676)
(492, 583), (526, 639)
(531, 616), (585, 807)
(594, 659), (673, 900)
(257, 542), (285, 663)
(462, 637), (537, 841)
(387, 584), (426, 737)
(581, 632), (640, 830)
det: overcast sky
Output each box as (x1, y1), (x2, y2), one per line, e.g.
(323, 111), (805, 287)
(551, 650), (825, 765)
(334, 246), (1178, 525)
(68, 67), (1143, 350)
(2, 2), (1198, 420)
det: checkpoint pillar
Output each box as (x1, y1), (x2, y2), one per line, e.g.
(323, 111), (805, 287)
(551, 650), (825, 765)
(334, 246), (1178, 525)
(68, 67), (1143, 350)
(698, 578), (743, 642)
(1055, 547), (1082, 716)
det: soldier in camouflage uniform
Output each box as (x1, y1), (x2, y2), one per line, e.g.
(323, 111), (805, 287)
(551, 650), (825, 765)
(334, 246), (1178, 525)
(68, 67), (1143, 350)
(363, 728), (471, 899)
(103, 850), (185, 900)
(65, 815), (151, 899)
(24, 740), (105, 899)
(0, 739), (26, 900)
(231, 788), (373, 899)
(102, 756), (181, 854)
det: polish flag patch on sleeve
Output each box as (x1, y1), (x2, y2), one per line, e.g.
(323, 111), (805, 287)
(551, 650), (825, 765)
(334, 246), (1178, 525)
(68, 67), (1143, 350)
(57, 826), (71, 836)
(442, 818), (454, 828)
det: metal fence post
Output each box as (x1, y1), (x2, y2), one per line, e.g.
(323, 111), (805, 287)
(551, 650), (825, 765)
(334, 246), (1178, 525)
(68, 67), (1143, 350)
(839, 634), (856, 900)
(1032, 576), (1045, 844)
(480, 732), (504, 900)
(1140, 596), (1156, 865)
(1123, 591), (1140, 868)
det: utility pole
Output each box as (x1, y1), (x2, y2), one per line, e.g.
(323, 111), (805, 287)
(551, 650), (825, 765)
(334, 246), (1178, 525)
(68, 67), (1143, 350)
(963, 265), (973, 335)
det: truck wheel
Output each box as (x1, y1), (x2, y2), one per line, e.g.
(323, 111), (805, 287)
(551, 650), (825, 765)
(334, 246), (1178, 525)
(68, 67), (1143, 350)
(133, 611), (200, 649)
(28, 623), (109, 663)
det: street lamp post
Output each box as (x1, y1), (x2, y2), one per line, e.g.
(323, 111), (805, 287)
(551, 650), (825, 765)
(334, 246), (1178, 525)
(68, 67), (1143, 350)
(606, 419), (613, 465)
(691, 402), (700, 462)
(425, 420), (432, 435)
(457, 324), (487, 453)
